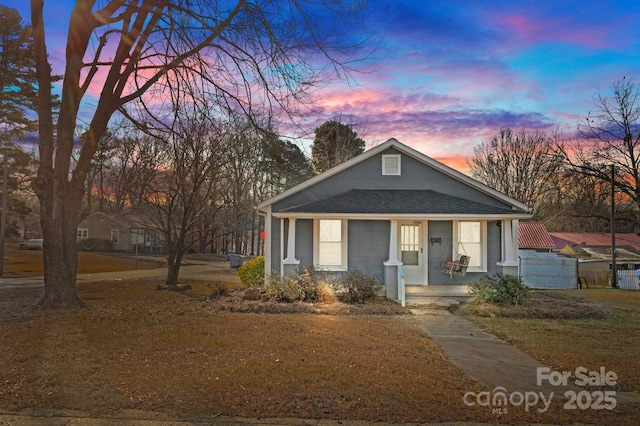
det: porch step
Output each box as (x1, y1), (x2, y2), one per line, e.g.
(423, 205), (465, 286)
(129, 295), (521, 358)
(404, 285), (472, 308)
(405, 296), (468, 308)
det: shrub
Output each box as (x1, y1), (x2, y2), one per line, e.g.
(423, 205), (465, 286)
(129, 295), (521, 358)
(264, 274), (305, 302)
(238, 256), (265, 286)
(469, 273), (531, 305)
(334, 270), (383, 304)
(297, 269), (320, 302)
(262, 269), (322, 303)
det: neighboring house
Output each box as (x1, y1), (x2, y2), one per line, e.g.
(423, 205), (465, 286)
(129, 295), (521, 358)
(551, 232), (640, 286)
(256, 138), (532, 306)
(77, 211), (166, 253)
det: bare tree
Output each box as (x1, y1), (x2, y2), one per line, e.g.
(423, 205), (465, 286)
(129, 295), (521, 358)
(100, 128), (165, 211)
(140, 112), (225, 286)
(30, 0), (373, 309)
(468, 127), (561, 215)
(537, 171), (611, 231)
(218, 118), (266, 254)
(557, 77), (640, 224)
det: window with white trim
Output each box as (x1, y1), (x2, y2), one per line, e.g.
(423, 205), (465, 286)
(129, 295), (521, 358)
(454, 221), (486, 271)
(382, 154), (401, 175)
(315, 219), (347, 269)
(77, 228), (89, 239)
(111, 229), (120, 245)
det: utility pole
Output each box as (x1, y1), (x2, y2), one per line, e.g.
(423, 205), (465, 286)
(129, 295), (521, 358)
(611, 164), (617, 288)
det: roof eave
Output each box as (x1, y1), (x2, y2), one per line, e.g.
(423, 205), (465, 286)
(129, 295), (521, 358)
(272, 212), (533, 220)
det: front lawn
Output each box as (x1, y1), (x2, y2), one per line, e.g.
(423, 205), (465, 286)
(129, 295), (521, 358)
(1, 280), (638, 424)
(461, 289), (640, 394)
(2, 242), (162, 277)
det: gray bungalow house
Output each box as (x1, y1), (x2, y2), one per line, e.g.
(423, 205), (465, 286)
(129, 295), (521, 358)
(256, 138), (531, 305)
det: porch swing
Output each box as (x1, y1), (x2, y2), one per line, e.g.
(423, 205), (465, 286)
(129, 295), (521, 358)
(440, 241), (471, 278)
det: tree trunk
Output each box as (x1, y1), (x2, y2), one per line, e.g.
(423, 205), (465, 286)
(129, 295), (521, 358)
(38, 194), (84, 310)
(165, 240), (185, 286)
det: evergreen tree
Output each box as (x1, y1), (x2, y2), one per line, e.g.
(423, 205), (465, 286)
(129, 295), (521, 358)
(0, 5), (38, 275)
(311, 120), (365, 173)
(0, 5), (37, 134)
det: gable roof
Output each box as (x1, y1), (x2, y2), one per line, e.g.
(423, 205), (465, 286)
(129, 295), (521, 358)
(279, 189), (517, 215)
(518, 222), (556, 250)
(257, 138), (530, 213)
(79, 210), (155, 230)
(550, 232), (640, 252)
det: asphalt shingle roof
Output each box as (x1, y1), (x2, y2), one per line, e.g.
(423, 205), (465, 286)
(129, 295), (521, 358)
(278, 189), (517, 215)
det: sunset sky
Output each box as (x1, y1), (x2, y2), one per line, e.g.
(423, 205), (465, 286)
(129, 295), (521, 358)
(8, 1), (640, 170)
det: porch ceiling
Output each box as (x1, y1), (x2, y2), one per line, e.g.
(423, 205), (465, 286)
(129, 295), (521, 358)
(278, 189), (520, 215)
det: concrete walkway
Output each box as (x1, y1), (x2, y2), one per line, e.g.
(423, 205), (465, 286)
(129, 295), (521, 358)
(408, 308), (565, 394)
(406, 307), (640, 405)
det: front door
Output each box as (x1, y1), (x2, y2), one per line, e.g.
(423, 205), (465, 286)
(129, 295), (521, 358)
(399, 222), (424, 284)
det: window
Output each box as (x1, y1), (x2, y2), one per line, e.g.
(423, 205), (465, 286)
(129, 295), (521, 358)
(455, 221), (486, 271)
(382, 154), (401, 175)
(315, 219), (347, 269)
(111, 229), (120, 245)
(77, 228), (88, 239)
(400, 224), (420, 265)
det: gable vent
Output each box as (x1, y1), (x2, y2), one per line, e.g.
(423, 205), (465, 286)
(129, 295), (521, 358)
(382, 154), (401, 175)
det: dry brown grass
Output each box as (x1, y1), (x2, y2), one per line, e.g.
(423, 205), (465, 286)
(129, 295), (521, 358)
(459, 291), (610, 319)
(1, 278), (638, 424)
(3, 242), (162, 278)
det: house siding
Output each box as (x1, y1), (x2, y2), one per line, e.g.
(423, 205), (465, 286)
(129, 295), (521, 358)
(272, 147), (514, 213)
(347, 220), (389, 282)
(487, 222), (501, 275)
(428, 221), (454, 283)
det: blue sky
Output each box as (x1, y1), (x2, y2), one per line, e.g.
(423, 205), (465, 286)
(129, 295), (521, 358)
(8, 0), (640, 169)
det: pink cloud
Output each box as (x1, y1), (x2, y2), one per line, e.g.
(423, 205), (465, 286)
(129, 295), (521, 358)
(494, 13), (613, 49)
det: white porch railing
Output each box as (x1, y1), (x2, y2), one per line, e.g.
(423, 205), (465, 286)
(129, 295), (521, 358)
(398, 264), (406, 307)
(617, 270), (640, 290)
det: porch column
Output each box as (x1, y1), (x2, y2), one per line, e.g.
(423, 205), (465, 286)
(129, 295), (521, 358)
(387, 219), (399, 263)
(498, 219), (519, 273)
(384, 220), (404, 306)
(282, 217), (299, 277)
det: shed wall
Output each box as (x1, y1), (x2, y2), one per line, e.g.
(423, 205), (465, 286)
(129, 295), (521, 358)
(520, 253), (577, 289)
